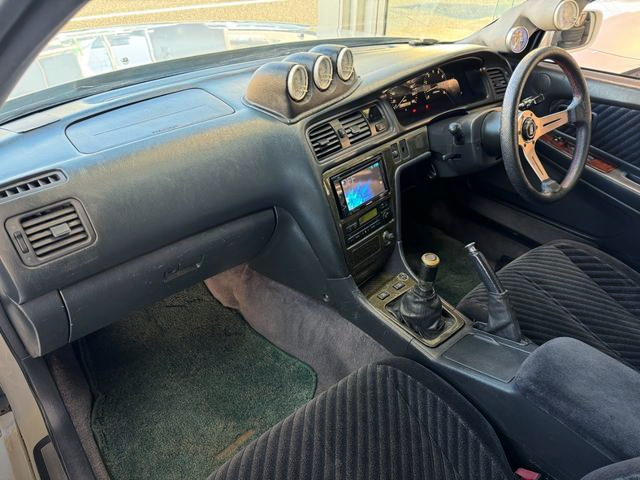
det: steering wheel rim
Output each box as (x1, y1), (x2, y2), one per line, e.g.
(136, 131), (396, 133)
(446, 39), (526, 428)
(501, 46), (592, 203)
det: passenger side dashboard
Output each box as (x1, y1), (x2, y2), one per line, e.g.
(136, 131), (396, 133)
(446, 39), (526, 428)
(0, 42), (509, 358)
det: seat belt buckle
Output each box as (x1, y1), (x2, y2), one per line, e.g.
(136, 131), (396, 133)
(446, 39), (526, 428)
(515, 467), (542, 480)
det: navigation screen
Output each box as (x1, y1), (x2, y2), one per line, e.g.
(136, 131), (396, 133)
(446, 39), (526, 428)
(341, 161), (386, 212)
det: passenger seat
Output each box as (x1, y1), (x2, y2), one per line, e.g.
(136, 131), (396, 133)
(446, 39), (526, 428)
(209, 358), (640, 480)
(210, 358), (513, 479)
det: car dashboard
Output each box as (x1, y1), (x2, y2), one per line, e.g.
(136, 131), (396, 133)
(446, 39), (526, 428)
(0, 42), (510, 358)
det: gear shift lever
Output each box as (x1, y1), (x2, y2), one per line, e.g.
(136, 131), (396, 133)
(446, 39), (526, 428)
(398, 253), (444, 336)
(465, 243), (522, 342)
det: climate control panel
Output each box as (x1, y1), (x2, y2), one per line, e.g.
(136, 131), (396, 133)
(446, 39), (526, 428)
(343, 200), (393, 247)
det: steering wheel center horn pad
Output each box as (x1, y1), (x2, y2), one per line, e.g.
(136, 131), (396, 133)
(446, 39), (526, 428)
(521, 116), (537, 141)
(501, 46), (591, 203)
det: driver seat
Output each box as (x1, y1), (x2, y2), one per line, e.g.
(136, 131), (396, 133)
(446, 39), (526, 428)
(457, 239), (640, 370)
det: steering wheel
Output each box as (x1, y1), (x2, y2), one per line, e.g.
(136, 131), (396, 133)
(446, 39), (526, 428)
(501, 46), (591, 203)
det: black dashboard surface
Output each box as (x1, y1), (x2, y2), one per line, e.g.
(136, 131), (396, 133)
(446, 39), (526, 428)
(0, 41), (509, 355)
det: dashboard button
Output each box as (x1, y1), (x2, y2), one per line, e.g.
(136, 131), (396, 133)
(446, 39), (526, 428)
(375, 123), (386, 133)
(393, 281), (406, 291)
(377, 291), (390, 300)
(390, 143), (400, 160)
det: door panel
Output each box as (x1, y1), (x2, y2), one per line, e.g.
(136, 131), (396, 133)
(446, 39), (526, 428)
(468, 65), (640, 270)
(589, 103), (640, 166)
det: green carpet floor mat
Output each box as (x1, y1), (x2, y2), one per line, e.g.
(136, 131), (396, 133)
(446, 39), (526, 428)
(80, 283), (316, 480)
(405, 224), (480, 305)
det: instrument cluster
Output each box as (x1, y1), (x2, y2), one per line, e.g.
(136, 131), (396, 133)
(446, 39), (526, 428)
(383, 58), (488, 125)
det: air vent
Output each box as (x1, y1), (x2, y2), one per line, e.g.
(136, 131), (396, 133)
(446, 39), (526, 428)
(487, 68), (508, 97)
(339, 111), (372, 145)
(6, 199), (95, 266)
(0, 170), (66, 203)
(308, 104), (385, 160)
(308, 123), (342, 159)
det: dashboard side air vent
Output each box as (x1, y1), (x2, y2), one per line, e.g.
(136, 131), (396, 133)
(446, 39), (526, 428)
(6, 199), (96, 266)
(339, 110), (372, 145)
(308, 122), (342, 159)
(487, 67), (508, 98)
(0, 170), (66, 203)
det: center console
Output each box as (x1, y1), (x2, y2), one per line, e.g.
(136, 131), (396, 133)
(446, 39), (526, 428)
(314, 101), (634, 479)
(322, 127), (430, 283)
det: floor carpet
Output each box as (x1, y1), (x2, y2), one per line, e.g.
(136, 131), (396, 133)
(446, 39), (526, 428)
(405, 224), (481, 305)
(80, 283), (316, 480)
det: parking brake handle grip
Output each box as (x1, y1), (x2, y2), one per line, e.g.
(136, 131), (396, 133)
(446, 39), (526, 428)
(465, 243), (504, 294)
(465, 243), (522, 342)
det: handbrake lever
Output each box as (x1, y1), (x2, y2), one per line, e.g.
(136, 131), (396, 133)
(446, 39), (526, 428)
(465, 243), (522, 342)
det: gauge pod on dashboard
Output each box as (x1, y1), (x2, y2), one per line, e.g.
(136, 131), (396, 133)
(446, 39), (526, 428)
(245, 45), (359, 123)
(310, 45), (354, 81)
(283, 52), (333, 92)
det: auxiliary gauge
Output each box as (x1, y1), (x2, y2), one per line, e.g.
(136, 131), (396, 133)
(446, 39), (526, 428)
(313, 55), (333, 91)
(337, 48), (354, 81)
(554, 0), (579, 30)
(506, 26), (529, 54)
(287, 64), (309, 102)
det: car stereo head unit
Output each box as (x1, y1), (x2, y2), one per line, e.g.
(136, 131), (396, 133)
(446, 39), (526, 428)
(331, 156), (389, 218)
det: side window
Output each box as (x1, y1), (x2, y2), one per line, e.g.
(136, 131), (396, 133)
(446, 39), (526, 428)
(555, 2), (640, 79)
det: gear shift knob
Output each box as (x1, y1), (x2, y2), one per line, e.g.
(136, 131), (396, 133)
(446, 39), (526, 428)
(418, 253), (439, 287)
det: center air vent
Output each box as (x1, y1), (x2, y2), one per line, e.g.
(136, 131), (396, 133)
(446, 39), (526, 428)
(339, 111), (372, 144)
(308, 123), (341, 159)
(487, 67), (508, 97)
(308, 105), (384, 160)
(6, 199), (95, 266)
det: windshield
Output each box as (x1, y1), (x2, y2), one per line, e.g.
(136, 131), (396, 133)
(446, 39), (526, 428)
(5, 0), (525, 118)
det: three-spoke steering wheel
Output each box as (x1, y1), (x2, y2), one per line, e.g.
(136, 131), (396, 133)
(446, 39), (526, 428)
(501, 47), (592, 203)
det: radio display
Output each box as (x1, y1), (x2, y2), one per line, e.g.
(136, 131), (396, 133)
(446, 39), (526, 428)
(340, 160), (387, 213)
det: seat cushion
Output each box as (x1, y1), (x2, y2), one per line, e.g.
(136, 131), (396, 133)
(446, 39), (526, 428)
(210, 358), (513, 480)
(458, 240), (640, 370)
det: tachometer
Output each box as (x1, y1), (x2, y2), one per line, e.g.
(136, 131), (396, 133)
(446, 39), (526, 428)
(423, 68), (447, 93)
(422, 67), (461, 112)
